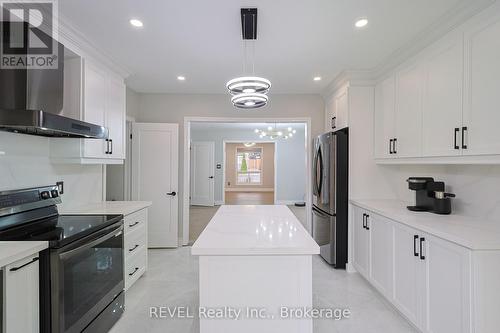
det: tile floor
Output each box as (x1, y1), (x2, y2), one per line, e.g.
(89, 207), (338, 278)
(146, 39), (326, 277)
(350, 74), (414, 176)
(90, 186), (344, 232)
(109, 247), (416, 333)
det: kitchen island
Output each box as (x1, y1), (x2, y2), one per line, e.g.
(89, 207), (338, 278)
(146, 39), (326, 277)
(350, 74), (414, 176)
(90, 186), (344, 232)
(191, 205), (319, 333)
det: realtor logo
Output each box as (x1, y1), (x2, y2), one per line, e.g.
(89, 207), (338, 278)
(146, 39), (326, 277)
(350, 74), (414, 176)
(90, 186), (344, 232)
(0, 0), (58, 69)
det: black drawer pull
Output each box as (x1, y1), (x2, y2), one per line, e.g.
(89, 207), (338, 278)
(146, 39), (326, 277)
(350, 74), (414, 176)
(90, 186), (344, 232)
(10, 257), (39, 272)
(393, 138), (397, 154)
(454, 128), (460, 149)
(462, 127), (467, 149)
(128, 221), (140, 228)
(389, 139), (393, 154)
(362, 213), (366, 229)
(413, 235), (419, 257)
(128, 244), (139, 252)
(420, 237), (426, 260)
(365, 215), (370, 230)
(128, 267), (139, 276)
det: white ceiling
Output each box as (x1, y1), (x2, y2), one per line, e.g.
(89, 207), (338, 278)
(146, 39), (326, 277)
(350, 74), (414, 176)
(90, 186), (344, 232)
(190, 122), (305, 132)
(60, 0), (470, 94)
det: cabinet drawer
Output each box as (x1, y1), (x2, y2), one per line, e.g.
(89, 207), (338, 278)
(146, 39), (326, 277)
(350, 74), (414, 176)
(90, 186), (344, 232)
(124, 208), (147, 234)
(125, 248), (147, 290)
(124, 224), (147, 261)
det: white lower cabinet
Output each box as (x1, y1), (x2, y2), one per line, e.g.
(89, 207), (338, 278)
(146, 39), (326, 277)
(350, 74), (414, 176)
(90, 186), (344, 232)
(124, 208), (148, 290)
(352, 205), (473, 333)
(4, 254), (40, 333)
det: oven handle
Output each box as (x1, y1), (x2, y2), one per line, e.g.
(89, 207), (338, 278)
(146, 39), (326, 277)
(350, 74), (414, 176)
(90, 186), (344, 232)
(59, 224), (123, 260)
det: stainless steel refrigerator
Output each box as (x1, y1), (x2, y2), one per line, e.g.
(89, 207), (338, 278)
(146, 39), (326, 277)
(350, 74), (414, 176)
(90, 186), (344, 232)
(312, 128), (348, 268)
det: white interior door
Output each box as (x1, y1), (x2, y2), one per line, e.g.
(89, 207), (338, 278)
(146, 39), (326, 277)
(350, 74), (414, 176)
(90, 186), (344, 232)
(132, 123), (179, 248)
(190, 141), (215, 206)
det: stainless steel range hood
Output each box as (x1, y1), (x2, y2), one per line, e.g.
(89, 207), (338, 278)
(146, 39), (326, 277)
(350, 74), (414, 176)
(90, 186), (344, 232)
(0, 22), (108, 139)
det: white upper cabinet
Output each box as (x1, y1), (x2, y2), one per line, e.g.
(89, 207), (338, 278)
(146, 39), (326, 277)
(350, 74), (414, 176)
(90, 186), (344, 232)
(422, 35), (464, 157)
(51, 56), (126, 164)
(463, 10), (500, 156)
(83, 60), (107, 159)
(395, 62), (424, 158)
(374, 75), (396, 159)
(324, 85), (349, 132)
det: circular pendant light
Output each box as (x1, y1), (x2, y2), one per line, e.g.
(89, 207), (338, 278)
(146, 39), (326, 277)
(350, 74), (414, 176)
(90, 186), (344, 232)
(226, 76), (271, 95)
(231, 93), (268, 109)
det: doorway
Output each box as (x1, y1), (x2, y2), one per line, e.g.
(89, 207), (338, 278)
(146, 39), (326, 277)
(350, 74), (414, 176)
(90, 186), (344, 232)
(223, 141), (276, 205)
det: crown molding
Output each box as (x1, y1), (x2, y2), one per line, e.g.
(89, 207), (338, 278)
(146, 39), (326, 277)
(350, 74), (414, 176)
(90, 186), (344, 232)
(322, 0), (496, 99)
(56, 12), (131, 79)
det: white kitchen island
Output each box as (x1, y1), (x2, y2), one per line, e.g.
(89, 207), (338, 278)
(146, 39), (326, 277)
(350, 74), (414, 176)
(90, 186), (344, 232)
(191, 205), (319, 333)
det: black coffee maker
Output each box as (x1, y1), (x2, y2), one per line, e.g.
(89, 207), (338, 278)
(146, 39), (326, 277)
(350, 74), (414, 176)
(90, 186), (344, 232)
(407, 177), (456, 215)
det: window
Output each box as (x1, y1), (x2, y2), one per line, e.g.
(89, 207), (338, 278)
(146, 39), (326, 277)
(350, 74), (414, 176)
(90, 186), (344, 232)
(236, 147), (263, 185)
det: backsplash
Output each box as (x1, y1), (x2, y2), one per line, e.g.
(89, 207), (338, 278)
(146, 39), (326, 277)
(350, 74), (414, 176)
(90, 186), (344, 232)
(0, 132), (104, 210)
(383, 164), (500, 220)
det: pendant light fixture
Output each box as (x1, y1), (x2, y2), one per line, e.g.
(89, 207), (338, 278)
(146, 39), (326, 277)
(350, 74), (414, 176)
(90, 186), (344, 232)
(227, 8), (271, 109)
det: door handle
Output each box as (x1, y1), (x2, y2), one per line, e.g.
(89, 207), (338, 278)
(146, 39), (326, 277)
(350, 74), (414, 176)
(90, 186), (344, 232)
(393, 138), (397, 154)
(128, 267), (139, 276)
(462, 127), (468, 149)
(105, 139), (110, 154)
(166, 191), (177, 196)
(389, 139), (393, 154)
(362, 213), (366, 229)
(419, 237), (426, 260)
(454, 128), (460, 150)
(110, 139), (113, 154)
(128, 244), (139, 252)
(9, 257), (39, 272)
(413, 235), (419, 257)
(365, 214), (370, 230)
(208, 176), (214, 179)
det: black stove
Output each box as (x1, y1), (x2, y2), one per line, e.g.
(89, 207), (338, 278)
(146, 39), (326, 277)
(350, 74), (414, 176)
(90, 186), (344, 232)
(0, 185), (125, 333)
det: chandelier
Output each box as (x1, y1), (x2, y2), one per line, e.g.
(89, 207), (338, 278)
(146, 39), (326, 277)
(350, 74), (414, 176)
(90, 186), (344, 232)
(254, 125), (297, 140)
(227, 8), (271, 109)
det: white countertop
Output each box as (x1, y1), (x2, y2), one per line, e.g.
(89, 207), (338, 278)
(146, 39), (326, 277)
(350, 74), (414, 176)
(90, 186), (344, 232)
(59, 201), (152, 216)
(0, 241), (48, 268)
(191, 205), (320, 256)
(351, 199), (500, 250)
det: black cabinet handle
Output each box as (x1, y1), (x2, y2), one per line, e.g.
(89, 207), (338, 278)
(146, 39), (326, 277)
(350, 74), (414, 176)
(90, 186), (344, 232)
(362, 213), (366, 229)
(413, 235), (419, 257)
(365, 215), (370, 230)
(128, 267), (139, 276)
(462, 127), (467, 149)
(105, 139), (109, 154)
(128, 221), (140, 228)
(166, 191), (177, 196)
(128, 244), (139, 252)
(419, 237), (426, 260)
(110, 139), (113, 154)
(10, 257), (39, 271)
(331, 116), (337, 130)
(208, 176), (214, 179)
(393, 138), (397, 154)
(389, 139), (393, 154)
(454, 128), (460, 149)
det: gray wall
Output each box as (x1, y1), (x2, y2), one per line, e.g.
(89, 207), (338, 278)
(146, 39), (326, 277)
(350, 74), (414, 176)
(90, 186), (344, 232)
(191, 125), (306, 204)
(135, 93), (324, 240)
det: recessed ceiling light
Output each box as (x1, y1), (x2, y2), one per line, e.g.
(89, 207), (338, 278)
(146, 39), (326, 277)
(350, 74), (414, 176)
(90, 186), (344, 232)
(177, 76), (186, 81)
(129, 19), (143, 28)
(313, 76), (322, 81)
(355, 17), (368, 28)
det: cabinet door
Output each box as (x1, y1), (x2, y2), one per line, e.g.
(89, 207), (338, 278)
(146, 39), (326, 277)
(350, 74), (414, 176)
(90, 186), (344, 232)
(463, 13), (500, 155)
(352, 207), (369, 278)
(369, 214), (394, 298)
(4, 254), (39, 333)
(395, 63), (424, 158)
(423, 235), (471, 333)
(83, 61), (107, 158)
(106, 76), (126, 159)
(393, 222), (421, 326)
(422, 35), (464, 157)
(374, 75), (396, 159)
(335, 88), (349, 130)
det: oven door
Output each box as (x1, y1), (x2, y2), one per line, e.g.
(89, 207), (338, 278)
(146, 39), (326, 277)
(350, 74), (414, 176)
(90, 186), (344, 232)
(51, 222), (124, 333)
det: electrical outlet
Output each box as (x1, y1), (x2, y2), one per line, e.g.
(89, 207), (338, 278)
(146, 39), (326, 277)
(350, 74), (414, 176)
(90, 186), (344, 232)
(56, 181), (64, 195)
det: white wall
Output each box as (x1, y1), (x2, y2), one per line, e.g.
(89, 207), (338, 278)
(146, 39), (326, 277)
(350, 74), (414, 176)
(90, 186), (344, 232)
(136, 93), (324, 239)
(0, 132), (104, 210)
(191, 125), (306, 204)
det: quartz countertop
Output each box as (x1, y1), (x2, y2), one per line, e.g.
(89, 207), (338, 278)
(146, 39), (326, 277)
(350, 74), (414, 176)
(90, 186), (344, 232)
(351, 199), (500, 250)
(0, 241), (48, 268)
(191, 205), (320, 256)
(59, 201), (152, 216)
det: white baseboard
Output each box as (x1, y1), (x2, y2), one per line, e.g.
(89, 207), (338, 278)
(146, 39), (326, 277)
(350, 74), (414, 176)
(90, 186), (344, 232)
(275, 200), (304, 205)
(215, 200), (224, 205)
(346, 262), (356, 274)
(225, 187), (274, 192)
